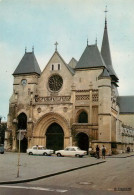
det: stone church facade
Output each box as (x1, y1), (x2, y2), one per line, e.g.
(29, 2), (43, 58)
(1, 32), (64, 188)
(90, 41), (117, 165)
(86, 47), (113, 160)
(5, 17), (134, 154)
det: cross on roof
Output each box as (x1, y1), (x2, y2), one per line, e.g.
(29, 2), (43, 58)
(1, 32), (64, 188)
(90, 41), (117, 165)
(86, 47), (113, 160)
(54, 42), (58, 51)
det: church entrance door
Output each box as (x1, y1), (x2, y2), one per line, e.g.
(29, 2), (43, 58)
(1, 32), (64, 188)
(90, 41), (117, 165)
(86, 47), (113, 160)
(76, 132), (89, 154)
(46, 123), (64, 151)
(17, 113), (27, 152)
(20, 137), (28, 153)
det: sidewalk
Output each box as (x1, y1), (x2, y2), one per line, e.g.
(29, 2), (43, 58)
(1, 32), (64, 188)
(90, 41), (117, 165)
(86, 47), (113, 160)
(107, 151), (134, 158)
(0, 152), (133, 184)
(0, 153), (105, 184)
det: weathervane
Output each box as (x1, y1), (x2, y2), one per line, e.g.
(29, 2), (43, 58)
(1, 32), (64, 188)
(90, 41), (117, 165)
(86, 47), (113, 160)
(95, 36), (97, 45)
(32, 45), (34, 53)
(54, 42), (58, 51)
(104, 6), (108, 28)
(104, 5), (108, 19)
(25, 47), (27, 53)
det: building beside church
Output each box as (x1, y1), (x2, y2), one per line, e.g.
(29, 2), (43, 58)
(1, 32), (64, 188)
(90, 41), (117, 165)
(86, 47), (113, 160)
(5, 17), (134, 154)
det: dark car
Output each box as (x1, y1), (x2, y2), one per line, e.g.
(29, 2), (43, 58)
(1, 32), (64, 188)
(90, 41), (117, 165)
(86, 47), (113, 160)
(0, 144), (4, 154)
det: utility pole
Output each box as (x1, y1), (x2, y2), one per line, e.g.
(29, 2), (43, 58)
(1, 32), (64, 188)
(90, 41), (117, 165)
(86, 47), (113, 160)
(17, 129), (26, 177)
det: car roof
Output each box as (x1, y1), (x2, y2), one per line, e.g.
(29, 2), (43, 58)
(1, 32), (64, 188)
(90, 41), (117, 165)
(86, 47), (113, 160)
(66, 146), (78, 148)
(33, 145), (44, 147)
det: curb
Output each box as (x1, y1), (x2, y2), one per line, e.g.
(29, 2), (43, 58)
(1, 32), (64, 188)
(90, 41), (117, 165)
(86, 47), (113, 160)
(0, 161), (106, 185)
(107, 154), (134, 159)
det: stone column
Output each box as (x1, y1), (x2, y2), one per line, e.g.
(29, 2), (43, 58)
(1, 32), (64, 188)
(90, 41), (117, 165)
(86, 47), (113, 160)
(27, 120), (33, 148)
(71, 83), (76, 123)
(89, 82), (93, 124)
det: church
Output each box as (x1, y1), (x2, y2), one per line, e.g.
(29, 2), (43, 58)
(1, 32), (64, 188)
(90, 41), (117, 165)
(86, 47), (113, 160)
(5, 16), (134, 154)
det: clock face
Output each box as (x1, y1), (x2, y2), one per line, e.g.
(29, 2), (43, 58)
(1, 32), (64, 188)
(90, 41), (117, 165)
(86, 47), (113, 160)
(48, 74), (63, 92)
(21, 79), (27, 86)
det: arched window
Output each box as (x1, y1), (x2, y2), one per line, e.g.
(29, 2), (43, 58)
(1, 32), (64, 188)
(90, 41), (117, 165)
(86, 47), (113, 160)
(78, 111), (88, 123)
(17, 113), (27, 130)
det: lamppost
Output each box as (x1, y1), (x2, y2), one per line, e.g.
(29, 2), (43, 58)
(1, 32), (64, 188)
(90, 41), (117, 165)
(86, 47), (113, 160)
(17, 129), (26, 178)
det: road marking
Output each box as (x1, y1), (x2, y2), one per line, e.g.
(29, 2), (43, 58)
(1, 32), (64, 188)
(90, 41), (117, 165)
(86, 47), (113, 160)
(0, 185), (68, 193)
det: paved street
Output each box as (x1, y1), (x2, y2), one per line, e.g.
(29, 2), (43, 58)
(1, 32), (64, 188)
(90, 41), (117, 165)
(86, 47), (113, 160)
(0, 152), (134, 194)
(27, 156), (134, 194)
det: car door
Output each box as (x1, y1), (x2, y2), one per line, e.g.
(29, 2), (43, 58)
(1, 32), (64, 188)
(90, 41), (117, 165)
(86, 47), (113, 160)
(32, 146), (38, 154)
(63, 147), (70, 156)
(69, 147), (76, 156)
(37, 146), (43, 155)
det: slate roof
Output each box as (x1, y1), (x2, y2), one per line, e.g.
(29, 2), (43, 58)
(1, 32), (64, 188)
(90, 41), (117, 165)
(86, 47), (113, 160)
(75, 44), (106, 69)
(117, 96), (134, 113)
(13, 52), (41, 75)
(68, 58), (77, 69)
(98, 67), (110, 78)
(101, 20), (118, 80)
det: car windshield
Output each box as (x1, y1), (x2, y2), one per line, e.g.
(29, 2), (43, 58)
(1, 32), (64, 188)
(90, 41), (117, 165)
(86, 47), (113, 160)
(38, 147), (45, 150)
(64, 148), (69, 151)
(76, 147), (81, 150)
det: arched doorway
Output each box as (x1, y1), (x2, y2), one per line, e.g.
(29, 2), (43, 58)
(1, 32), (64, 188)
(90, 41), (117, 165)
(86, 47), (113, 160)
(20, 136), (28, 153)
(17, 113), (27, 152)
(46, 123), (64, 151)
(76, 132), (89, 154)
(17, 113), (27, 129)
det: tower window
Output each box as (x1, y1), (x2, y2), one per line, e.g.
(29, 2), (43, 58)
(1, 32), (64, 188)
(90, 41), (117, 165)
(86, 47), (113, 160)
(58, 64), (60, 70)
(52, 64), (54, 71)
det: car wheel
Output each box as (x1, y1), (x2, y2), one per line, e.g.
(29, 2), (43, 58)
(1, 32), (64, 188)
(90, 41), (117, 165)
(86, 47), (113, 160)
(79, 155), (83, 158)
(57, 153), (62, 157)
(1, 152), (4, 154)
(43, 152), (47, 156)
(75, 154), (80, 158)
(29, 152), (33, 155)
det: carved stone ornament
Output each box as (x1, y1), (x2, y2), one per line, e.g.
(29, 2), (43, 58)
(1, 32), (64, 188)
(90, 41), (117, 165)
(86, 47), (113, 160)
(50, 107), (53, 111)
(37, 107), (41, 113)
(63, 107), (68, 112)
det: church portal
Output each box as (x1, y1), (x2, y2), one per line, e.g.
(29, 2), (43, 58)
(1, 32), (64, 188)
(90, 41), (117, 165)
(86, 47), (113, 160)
(76, 132), (89, 153)
(46, 123), (64, 151)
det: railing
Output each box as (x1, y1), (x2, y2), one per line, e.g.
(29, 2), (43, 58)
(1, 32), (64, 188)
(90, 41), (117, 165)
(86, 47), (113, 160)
(35, 96), (71, 104)
(75, 93), (98, 102)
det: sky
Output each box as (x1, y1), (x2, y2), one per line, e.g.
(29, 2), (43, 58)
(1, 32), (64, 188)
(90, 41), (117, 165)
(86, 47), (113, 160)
(0, 0), (134, 121)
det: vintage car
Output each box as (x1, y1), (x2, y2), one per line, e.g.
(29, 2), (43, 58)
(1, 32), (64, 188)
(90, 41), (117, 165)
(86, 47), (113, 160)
(55, 146), (87, 158)
(0, 144), (4, 154)
(27, 145), (54, 156)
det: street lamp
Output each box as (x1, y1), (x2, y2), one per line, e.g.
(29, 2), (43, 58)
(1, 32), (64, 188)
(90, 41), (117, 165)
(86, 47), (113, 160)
(17, 129), (26, 178)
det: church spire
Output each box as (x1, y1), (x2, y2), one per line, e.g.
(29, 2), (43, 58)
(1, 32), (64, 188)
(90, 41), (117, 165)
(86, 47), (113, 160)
(101, 7), (118, 81)
(101, 6), (112, 67)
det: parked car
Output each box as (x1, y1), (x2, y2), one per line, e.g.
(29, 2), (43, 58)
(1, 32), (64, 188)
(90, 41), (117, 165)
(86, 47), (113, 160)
(55, 146), (87, 158)
(27, 145), (54, 156)
(0, 144), (4, 154)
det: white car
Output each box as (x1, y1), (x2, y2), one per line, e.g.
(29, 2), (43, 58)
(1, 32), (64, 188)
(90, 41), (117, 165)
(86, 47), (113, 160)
(55, 146), (87, 158)
(27, 145), (54, 156)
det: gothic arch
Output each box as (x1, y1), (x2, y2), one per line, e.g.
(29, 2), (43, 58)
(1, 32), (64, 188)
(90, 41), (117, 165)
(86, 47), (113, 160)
(76, 109), (88, 123)
(17, 112), (27, 130)
(33, 112), (70, 137)
(76, 132), (89, 153)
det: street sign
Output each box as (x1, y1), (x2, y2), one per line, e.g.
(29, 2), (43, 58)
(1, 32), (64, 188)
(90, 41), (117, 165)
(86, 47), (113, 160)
(17, 133), (24, 140)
